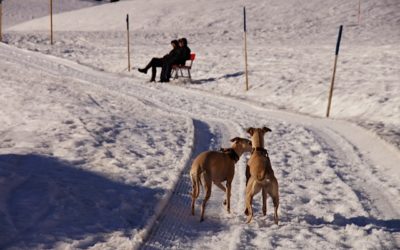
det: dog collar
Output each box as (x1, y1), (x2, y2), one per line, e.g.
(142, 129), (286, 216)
(220, 148), (240, 162)
(251, 147), (269, 156)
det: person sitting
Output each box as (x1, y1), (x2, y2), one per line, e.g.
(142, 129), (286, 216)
(138, 40), (179, 82)
(160, 37), (191, 82)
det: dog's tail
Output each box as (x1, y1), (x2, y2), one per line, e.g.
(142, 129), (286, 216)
(191, 168), (202, 199)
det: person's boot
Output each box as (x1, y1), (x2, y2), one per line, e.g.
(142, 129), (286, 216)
(138, 68), (148, 74)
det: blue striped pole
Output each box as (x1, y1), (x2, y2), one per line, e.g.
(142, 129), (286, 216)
(243, 6), (246, 32)
(326, 25), (343, 118)
(126, 14), (131, 72)
(50, 0), (53, 45)
(0, 0), (2, 42)
(243, 6), (249, 91)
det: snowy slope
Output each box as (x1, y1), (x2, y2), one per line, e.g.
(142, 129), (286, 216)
(4, 0), (400, 148)
(1, 0), (105, 29)
(1, 41), (399, 249)
(0, 0), (399, 249)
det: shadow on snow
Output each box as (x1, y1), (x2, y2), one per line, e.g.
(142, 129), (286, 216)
(191, 71), (244, 84)
(304, 213), (400, 233)
(0, 154), (162, 249)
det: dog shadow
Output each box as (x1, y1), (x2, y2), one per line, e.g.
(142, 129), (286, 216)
(0, 154), (163, 249)
(303, 213), (400, 233)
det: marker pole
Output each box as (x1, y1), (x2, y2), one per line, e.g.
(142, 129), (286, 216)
(326, 25), (343, 118)
(243, 7), (249, 91)
(50, 0), (53, 45)
(0, 0), (3, 42)
(126, 14), (131, 72)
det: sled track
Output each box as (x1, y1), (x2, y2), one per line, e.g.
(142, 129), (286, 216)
(139, 119), (224, 249)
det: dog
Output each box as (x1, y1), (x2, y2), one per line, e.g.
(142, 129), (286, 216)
(190, 137), (252, 222)
(245, 127), (279, 224)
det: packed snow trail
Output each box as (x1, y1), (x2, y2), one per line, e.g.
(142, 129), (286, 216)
(1, 43), (399, 249)
(140, 120), (249, 249)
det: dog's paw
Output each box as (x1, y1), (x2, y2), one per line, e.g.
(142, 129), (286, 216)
(246, 216), (253, 224)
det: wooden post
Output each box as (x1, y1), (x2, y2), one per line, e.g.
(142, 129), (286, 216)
(243, 6), (249, 91)
(326, 25), (343, 118)
(0, 0), (3, 43)
(50, 0), (53, 45)
(126, 14), (131, 72)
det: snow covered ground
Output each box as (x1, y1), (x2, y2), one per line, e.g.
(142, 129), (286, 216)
(0, 0), (399, 249)
(4, 0), (400, 149)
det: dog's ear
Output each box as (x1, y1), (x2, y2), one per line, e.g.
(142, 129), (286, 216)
(246, 127), (254, 136)
(262, 127), (272, 133)
(230, 137), (240, 143)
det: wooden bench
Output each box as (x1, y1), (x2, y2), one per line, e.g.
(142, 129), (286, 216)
(171, 53), (196, 82)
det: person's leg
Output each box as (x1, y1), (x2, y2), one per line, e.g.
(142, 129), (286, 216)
(139, 57), (161, 74)
(160, 64), (166, 81)
(166, 64), (173, 80)
(150, 58), (163, 81)
(160, 62), (171, 82)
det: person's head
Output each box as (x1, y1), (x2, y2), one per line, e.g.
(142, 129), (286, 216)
(171, 40), (179, 48)
(178, 38), (188, 47)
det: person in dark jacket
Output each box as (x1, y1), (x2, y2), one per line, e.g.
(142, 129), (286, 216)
(138, 40), (179, 82)
(176, 38), (191, 65)
(160, 38), (191, 82)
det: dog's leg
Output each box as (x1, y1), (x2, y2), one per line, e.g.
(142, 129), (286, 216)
(245, 165), (250, 186)
(262, 188), (267, 216)
(226, 180), (232, 213)
(245, 193), (254, 223)
(244, 181), (249, 215)
(273, 195), (279, 225)
(191, 176), (196, 216)
(213, 181), (228, 205)
(200, 174), (212, 222)
(268, 178), (279, 225)
(245, 179), (255, 223)
(191, 173), (201, 216)
(213, 181), (226, 193)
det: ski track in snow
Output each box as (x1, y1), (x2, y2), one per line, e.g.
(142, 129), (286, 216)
(1, 41), (399, 249)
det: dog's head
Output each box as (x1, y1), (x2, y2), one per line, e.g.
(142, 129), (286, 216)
(246, 127), (272, 148)
(230, 137), (252, 153)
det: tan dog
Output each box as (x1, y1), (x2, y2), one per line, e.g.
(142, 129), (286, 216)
(190, 137), (252, 222)
(245, 127), (279, 224)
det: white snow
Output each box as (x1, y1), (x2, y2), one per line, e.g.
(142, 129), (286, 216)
(0, 0), (399, 249)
